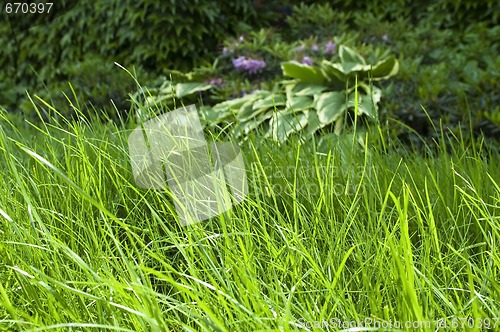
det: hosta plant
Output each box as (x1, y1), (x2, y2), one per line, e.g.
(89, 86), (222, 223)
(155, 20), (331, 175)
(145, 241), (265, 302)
(203, 45), (399, 143)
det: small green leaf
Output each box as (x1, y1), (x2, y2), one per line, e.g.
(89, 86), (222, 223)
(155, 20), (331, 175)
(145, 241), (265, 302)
(339, 45), (366, 66)
(238, 100), (268, 122)
(316, 91), (348, 124)
(357, 96), (378, 121)
(286, 95), (313, 112)
(370, 56), (399, 80)
(175, 82), (212, 98)
(281, 61), (325, 84)
(303, 110), (323, 137)
(293, 84), (329, 96)
(253, 93), (286, 110)
(321, 60), (348, 81)
(270, 111), (308, 143)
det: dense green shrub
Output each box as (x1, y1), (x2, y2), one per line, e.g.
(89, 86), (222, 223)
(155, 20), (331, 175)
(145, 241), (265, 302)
(285, 0), (498, 26)
(0, 0), (258, 113)
(21, 55), (148, 122)
(281, 1), (500, 142)
(2, 0), (498, 144)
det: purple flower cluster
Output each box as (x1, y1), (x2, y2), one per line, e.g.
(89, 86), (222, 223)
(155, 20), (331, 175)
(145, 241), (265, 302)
(232, 56), (266, 74)
(324, 41), (336, 54)
(301, 56), (313, 66)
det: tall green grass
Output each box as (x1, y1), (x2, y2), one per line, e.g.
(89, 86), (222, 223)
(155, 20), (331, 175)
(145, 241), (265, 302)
(0, 103), (499, 331)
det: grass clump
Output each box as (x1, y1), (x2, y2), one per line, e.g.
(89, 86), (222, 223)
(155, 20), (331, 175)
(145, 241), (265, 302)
(0, 103), (499, 331)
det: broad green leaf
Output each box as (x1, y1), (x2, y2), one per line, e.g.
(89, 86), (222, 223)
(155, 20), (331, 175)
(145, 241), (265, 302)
(281, 61), (325, 84)
(370, 86), (382, 105)
(303, 110), (324, 137)
(234, 111), (274, 137)
(213, 93), (262, 112)
(270, 111), (308, 143)
(286, 95), (313, 112)
(202, 105), (232, 122)
(238, 100), (270, 121)
(321, 60), (348, 81)
(346, 92), (358, 109)
(253, 93), (286, 110)
(347, 85), (381, 121)
(285, 82), (296, 101)
(316, 91), (348, 124)
(175, 82), (212, 98)
(293, 84), (329, 96)
(339, 45), (366, 66)
(370, 56), (399, 80)
(338, 46), (371, 74)
(357, 95), (378, 121)
(158, 82), (175, 94)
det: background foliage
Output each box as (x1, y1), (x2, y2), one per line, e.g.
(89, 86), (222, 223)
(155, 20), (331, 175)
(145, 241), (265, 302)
(1, 0), (499, 145)
(0, 0), (259, 115)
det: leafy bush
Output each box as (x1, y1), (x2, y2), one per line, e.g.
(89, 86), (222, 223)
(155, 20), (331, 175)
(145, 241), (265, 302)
(202, 45), (399, 143)
(22, 55), (145, 122)
(0, 0), (259, 113)
(283, 3), (351, 41)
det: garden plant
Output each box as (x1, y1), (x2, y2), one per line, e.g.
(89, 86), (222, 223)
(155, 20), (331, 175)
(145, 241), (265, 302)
(0, 0), (499, 331)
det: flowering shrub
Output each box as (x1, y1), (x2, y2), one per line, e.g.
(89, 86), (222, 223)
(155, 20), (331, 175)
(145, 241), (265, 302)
(325, 41), (337, 54)
(301, 56), (313, 66)
(134, 0), (499, 145)
(232, 56), (267, 74)
(201, 45), (399, 143)
(207, 29), (347, 102)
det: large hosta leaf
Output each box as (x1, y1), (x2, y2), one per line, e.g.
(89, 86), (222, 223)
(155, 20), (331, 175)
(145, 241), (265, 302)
(287, 82), (328, 96)
(253, 93), (286, 111)
(175, 82), (212, 98)
(356, 88), (382, 121)
(321, 60), (348, 83)
(204, 92), (264, 122)
(303, 110), (324, 137)
(357, 96), (378, 121)
(270, 111), (308, 143)
(316, 91), (348, 124)
(339, 45), (366, 66)
(202, 105), (232, 122)
(370, 56), (399, 80)
(286, 95), (313, 112)
(281, 61), (325, 84)
(339, 45), (368, 74)
(238, 100), (270, 122)
(348, 83), (382, 122)
(233, 111), (274, 138)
